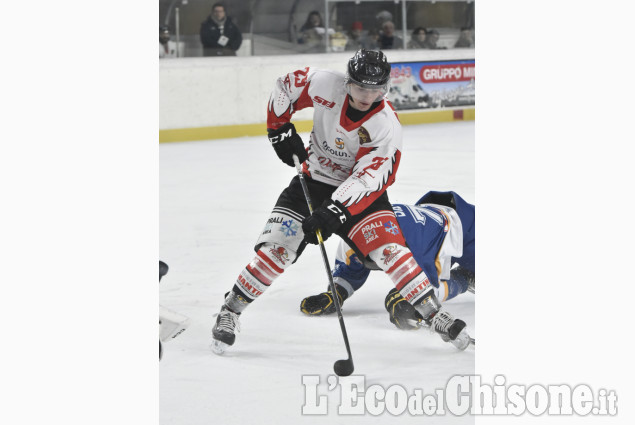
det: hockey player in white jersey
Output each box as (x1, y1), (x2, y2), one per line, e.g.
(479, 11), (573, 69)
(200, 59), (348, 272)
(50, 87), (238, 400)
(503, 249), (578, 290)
(211, 49), (441, 354)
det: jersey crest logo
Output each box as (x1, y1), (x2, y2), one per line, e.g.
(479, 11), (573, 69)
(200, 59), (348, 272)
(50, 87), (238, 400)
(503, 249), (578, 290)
(357, 126), (371, 145)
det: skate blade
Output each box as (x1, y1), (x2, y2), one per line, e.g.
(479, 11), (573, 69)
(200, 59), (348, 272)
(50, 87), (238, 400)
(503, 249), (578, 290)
(211, 339), (230, 355)
(451, 332), (472, 351)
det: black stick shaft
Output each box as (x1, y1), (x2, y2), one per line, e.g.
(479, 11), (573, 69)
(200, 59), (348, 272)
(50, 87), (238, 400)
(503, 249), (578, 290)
(293, 155), (354, 364)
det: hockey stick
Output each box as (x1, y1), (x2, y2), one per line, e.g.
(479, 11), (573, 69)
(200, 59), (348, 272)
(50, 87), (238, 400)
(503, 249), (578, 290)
(292, 154), (354, 377)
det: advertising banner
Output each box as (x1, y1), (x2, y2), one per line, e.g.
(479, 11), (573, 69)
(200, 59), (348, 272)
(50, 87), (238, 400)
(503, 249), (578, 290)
(387, 59), (475, 110)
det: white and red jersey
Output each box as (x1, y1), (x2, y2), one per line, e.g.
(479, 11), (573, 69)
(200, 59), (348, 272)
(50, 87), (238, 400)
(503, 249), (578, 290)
(267, 67), (403, 216)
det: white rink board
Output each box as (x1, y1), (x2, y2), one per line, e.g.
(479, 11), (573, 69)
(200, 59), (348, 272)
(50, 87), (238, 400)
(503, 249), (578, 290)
(159, 49), (475, 130)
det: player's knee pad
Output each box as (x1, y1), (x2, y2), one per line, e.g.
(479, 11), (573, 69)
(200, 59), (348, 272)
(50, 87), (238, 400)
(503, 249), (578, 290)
(255, 207), (308, 261)
(255, 243), (297, 272)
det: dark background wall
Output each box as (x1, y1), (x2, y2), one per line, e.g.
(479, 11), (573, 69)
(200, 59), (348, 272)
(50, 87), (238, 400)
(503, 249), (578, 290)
(159, 0), (474, 41)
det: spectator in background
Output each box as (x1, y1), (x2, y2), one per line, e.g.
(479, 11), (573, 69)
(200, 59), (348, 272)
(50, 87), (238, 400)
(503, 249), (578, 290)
(160, 25), (178, 58)
(298, 10), (327, 45)
(422, 28), (446, 49)
(345, 21), (369, 51)
(366, 29), (380, 50)
(200, 2), (243, 56)
(407, 27), (427, 49)
(299, 10), (323, 33)
(378, 21), (403, 50)
(454, 27), (475, 48)
(375, 10), (393, 29)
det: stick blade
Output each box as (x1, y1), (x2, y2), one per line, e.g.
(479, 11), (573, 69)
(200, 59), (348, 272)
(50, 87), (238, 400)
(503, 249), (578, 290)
(334, 359), (354, 377)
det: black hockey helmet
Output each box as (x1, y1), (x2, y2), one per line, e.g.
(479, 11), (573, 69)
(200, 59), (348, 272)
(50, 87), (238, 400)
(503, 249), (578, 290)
(345, 49), (392, 90)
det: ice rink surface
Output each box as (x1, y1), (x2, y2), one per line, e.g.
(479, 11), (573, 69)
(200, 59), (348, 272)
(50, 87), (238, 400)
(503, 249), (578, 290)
(160, 121), (474, 424)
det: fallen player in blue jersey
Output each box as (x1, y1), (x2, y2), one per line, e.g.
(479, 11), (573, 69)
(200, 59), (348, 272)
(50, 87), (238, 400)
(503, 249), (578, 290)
(300, 191), (475, 349)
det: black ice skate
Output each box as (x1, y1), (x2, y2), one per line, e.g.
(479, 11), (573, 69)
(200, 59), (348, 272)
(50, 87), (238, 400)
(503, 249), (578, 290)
(211, 306), (241, 355)
(431, 310), (471, 351)
(300, 285), (347, 316)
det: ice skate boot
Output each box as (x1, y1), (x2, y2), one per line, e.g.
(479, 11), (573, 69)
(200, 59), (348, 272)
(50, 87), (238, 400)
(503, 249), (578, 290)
(300, 285), (348, 316)
(431, 310), (471, 351)
(412, 292), (472, 350)
(211, 306), (241, 355)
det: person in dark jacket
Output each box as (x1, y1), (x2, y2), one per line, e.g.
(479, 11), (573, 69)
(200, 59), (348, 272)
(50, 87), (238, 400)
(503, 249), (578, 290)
(378, 21), (403, 50)
(200, 2), (243, 56)
(407, 27), (427, 49)
(422, 28), (446, 49)
(297, 10), (326, 46)
(454, 27), (475, 48)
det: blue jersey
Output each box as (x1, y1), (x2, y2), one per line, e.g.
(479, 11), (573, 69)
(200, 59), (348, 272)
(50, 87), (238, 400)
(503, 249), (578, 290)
(332, 191), (475, 301)
(412, 190), (475, 274)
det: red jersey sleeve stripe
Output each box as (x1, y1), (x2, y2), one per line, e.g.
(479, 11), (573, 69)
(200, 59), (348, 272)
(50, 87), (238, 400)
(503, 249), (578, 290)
(342, 150), (401, 216)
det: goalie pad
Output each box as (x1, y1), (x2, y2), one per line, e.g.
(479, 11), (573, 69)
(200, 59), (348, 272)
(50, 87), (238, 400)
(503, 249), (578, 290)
(159, 305), (190, 342)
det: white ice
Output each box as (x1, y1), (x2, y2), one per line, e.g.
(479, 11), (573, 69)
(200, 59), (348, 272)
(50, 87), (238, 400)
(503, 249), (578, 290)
(160, 121), (474, 424)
